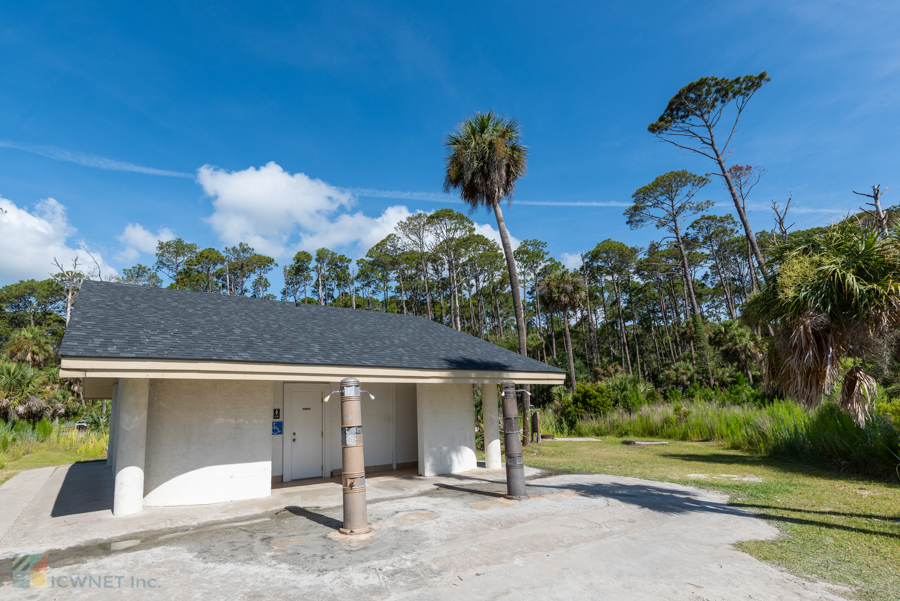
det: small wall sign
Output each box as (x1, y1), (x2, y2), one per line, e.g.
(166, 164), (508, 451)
(272, 421), (283, 435)
(273, 408), (281, 420)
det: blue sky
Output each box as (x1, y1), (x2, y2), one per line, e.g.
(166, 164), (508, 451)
(1, 1), (898, 287)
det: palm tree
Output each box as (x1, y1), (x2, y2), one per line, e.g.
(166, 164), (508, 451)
(444, 111), (529, 356)
(744, 221), (900, 425)
(538, 270), (586, 390)
(4, 327), (55, 369)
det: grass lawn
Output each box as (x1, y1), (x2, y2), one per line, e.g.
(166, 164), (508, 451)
(0, 450), (106, 487)
(522, 437), (900, 601)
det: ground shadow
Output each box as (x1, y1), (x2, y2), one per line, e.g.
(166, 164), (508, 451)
(434, 466), (900, 541)
(50, 461), (113, 517)
(732, 502), (900, 525)
(661, 452), (899, 482)
(282, 506), (343, 531)
(433, 483), (507, 498)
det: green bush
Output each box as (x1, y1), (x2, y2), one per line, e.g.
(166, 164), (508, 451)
(560, 382), (613, 426)
(607, 374), (657, 411)
(877, 398), (900, 424)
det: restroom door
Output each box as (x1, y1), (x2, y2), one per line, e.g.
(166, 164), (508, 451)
(288, 389), (323, 480)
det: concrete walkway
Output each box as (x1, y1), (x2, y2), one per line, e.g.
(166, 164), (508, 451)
(0, 464), (848, 600)
(0, 467), (57, 544)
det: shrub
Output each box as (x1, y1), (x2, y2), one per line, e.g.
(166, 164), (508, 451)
(877, 398), (900, 424)
(607, 373), (656, 411)
(34, 418), (54, 441)
(560, 382), (613, 426)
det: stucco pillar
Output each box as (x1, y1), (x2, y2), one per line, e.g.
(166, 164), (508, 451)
(106, 378), (122, 474)
(113, 379), (150, 516)
(107, 381), (121, 470)
(482, 384), (501, 469)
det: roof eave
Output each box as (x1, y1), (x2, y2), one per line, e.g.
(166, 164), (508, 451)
(62, 357), (567, 394)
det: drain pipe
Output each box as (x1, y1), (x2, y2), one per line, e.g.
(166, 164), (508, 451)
(326, 378), (373, 535)
(501, 380), (528, 500)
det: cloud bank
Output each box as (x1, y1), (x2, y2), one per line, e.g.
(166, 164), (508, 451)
(0, 195), (115, 283)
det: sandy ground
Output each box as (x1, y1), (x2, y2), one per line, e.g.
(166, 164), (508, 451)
(0, 466), (849, 600)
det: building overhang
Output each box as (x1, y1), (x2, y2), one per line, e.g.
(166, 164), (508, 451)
(62, 357), (567, 399)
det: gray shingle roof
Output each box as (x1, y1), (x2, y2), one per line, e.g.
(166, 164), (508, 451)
(60, 281), (564, 374)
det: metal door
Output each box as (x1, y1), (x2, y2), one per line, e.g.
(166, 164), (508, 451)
(289, 390), (323, 480)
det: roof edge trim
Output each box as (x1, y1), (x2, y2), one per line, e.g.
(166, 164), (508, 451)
(61, 357), (567, 385)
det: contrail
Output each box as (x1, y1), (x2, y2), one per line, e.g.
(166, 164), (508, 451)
(348, 187), (629, 207)
(0, 140), (194, 178)
(746, 202), (846, 215)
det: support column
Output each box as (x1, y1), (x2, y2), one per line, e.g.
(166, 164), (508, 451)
(501, 381), (528, 500)
(482, 384), (501, 469)
(338, 378), (370, 535)
(113, 379), (149, 516)
(106, 381), (120, 468)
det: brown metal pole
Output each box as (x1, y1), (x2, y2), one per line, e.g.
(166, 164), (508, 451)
(501, 380), (528, 500)
(338, 377), (370, 535)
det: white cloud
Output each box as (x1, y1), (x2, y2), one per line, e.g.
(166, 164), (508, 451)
(560, 252), (583, 270)
(296, 205), (414, 256)
(0, 195), (115, 283)
(474, 222), (520, 251)
(116, 223), (175, 261)
(198, 162), (515, 259)
(198, 161), (355, 256)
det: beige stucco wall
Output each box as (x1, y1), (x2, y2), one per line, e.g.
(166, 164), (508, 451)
(416, 383), (476, 477)
(143, 379), (272, 506)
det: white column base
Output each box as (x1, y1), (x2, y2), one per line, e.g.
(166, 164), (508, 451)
(113, 466), (145, 516)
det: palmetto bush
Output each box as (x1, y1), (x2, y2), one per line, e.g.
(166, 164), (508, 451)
(745, 221), (900, 426)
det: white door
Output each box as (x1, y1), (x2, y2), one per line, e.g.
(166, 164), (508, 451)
(288, 390), (323, 480)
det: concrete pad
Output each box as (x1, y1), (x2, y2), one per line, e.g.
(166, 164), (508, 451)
(0, 468), (848, 600)
(0, 467), (56, 544)
(0, 462), (543, 555)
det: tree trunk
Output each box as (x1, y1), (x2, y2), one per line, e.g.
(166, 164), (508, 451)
(613, 280), (632, 374)
(673, 224), (700, 317)
(533, 269), (547, 358)
(398, 268), (408, 314)
(708, 126), (770, 280)
(549, 311), (558, 358)
(627, 277), (642, 382)
(491, 200), (528, 356)
(711, 252), (736, 320)
(581, 254), (600, 364)
(599, 280), (615, 361)
(419, 255), (434, 320)
(563, 310), (577, 391)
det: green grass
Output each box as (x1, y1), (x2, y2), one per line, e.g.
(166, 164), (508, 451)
(524, 438), (900, 601)
(542, 400), (900, 478)
(0, 421), (107, 485)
